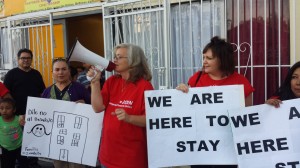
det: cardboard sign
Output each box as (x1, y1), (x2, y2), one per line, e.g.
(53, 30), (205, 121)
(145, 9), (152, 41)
(229, 99), (300, 168)
(145, 85), (244, 168)
(22, 97), (104, 167)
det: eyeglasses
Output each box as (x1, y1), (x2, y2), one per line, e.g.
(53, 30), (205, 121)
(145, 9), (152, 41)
(19, 57), (32, 60)
(113, 56), (128, 60)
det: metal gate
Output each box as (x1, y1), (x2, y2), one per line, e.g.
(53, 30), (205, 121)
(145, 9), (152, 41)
(103, 0), (297, 105)
(0, 12), (54, 86)
(0, 19), (9, 81)
(102, 0), (226, 90)
(102, 0), (169, 90)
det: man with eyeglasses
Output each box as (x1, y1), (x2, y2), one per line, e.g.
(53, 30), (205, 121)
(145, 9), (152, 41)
(4, 48), (45, 116)
(4, 48), (45, 168)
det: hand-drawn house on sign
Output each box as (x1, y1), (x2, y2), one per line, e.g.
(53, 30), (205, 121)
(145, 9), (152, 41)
(49, 111), (89, 164)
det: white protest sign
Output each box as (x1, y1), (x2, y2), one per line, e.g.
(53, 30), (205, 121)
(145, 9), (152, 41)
(145, 85), (245, 168)
(22, 97), (104, 167)
(228, 98), (300, 168)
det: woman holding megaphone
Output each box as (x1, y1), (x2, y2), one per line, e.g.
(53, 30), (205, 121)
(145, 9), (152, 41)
(88, 44), (153, 168)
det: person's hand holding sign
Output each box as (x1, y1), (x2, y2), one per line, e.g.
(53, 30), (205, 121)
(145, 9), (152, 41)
(176, 83), (189, 93)
(265, 98), (282, 108)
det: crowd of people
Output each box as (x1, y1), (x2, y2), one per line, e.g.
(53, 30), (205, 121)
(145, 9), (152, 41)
(0, 36), (299, 168)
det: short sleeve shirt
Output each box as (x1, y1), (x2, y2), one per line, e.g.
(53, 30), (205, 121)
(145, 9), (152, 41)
(188, 71), (254, 97)
(99, 75), (153, 168)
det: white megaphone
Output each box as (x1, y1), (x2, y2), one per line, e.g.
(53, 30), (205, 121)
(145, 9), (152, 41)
(67, 40), (116, 72)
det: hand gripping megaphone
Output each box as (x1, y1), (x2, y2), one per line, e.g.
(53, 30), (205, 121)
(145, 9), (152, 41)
(67, 40), (116, 72)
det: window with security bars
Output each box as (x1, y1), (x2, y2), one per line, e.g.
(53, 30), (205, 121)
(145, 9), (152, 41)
(103, 0), (166, 89)
(103, 0), (292, 105)
(0, 26), (9, 69)
(227, 0), (291, 104)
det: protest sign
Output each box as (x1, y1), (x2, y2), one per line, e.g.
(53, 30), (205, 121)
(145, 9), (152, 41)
(229, 98), (300, 168)
(22, 97), (104, 167)
(145, 85), (244, 167)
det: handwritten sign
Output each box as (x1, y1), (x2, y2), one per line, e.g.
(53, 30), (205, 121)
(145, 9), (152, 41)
(22, 97), (104, 167)
(228, 99), (300, 168)
(145, 85), (245, 168)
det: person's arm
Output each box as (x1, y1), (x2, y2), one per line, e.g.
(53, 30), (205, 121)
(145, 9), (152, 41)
(88, 68), (105, 112)
(112, 108), (146, 127)
(75, 99), (85, 103)
(176, 72), (200, 93)
(3, 71), (13, 91)
(38, 72), (46, 96)
(19, 115), (26, 126)
(0, 82), (12, 99)
(245, 94), (253, 107)
(3, 92), (13, 99)
(265, 98), (282, 108)
(75, 83), (91, 104)
(83, 85), (91, 104)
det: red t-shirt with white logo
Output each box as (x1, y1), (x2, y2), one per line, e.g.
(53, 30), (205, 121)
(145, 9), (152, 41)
(188, 71), (254, 97)
(100, 75), (153, 168)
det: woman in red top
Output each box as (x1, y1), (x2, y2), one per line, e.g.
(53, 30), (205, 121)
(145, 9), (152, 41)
(88, 44), (153, 168)
(177, 36), (254, 107)
(177, 36), (254, 168)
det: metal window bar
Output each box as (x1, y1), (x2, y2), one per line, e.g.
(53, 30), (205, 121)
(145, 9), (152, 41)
(45, 21), (50, 85)
(278, 0), (281, 87)
(0, 20), (9, 67)
(36, 27), (41, 71)
(156, 7), (162, 88)
(237, 0), (240, 73)
(103, 0), (166, 89)
(250, 0), (254, 95)
(213, 0), (215, 36)
(264, 0), (267, 101)
(200, 0), (203, 70)
(7, 20), (12, 69)
(292, 0), (296, 63)
(40, 26), (45, 76)
(178, 1), (183, 82)
(103, 0), (292, 104)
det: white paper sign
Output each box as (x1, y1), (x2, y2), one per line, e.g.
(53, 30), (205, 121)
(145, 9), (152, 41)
(21, 97), (104, 167)
(145, 85), (245, 168)
(228, 98), (300, 168)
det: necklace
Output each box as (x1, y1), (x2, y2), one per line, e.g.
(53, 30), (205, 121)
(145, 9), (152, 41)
(55, 83), (72, 98)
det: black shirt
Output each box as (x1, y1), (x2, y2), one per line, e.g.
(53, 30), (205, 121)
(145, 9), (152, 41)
(4, 68), (46, 115)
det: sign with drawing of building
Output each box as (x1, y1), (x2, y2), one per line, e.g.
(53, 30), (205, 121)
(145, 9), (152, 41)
(22, 97), (104, 167)
(49, 112), (89, 163)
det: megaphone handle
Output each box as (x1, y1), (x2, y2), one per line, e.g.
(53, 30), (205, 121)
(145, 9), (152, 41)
(86, 74), (94, 82)
(86, 65), (103, 82)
